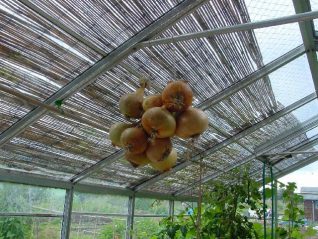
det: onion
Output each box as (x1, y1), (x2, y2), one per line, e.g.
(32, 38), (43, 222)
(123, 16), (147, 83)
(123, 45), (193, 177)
(141, 107), (176, 138)
(119, 78), (148, 118)
(150, 148), (177, 172)
(125, 152), (150, 168)
(176, 107), (209, 139)
(119, 90), (143, 118)
(109, 122), (131, 147)
(146, 138), (172, 162)
(142, 94), (162, 111)
(162, 80), (193, 112)
(120, 127), (148, 154)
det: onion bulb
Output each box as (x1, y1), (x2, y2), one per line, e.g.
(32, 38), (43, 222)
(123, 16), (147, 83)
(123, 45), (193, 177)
(120, 127), (148, 154)
(141, 107), (176, 138)
(119, 78), (148, 118)
(150, 148), (177, 172)
(162, 80), (193, 112)
(176, 107), (209, 139)
(109, 122), (131, 147)
(125, 152), (150, 168)
(146, 138), (172, 162)
(142, 94), (162, 111)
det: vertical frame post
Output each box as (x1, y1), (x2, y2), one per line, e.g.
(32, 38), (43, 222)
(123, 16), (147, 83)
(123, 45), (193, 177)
(262, 161), (267, 238)
(274, 180), (278, 236)
(312, 200), (315, 223)
(61, 186), (74, 239)
(270, 166), (275, 239)
(169, 200), (175, 221)
(126, 195), (135, 239)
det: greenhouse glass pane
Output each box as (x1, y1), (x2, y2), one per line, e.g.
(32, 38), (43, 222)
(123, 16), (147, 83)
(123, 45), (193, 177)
(72, 192), (128, 214)
(268, 55), (314, 107)
(70, 192), (128, 239)
(0, 182), (65, 213)
(134, 198), (169, 215)
(246, 0), (303, 64)
(311, 0), (318, 30)
(0, 217), (62, 239)
(292, 100), (318, 122)
(133, 217), (163, 238)
(306, 127), (318, 138)
(70, 216), (126, 239)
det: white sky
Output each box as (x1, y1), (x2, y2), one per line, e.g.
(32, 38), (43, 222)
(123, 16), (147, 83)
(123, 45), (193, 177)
(245, 0), (318, 192)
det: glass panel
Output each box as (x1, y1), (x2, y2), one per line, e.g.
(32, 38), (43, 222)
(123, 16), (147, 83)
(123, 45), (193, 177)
(70, 215), (126, 239)
(174, 201), (197, 215)
(280, 160), (318, 191)
(246, 0), (303, 64)
(246, 0), (296, 20)
(311, 0), (318, 30)
(0, 182), (65, 213)
(0, 217), (62, 239)
(292, 100), (318, 122)
(134, 198), (169, 215)
(72, 192), (128, 214)
(133, 217), (162, 238)
(306, 127), (318, 138)
(70, 192), (128, 238)
(268, 55), (314, 107)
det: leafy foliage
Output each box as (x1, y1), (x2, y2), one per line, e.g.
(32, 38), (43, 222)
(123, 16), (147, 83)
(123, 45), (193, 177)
(99, 218), (126, 239)
(0, 218), (31, 239)
(154, 167), (264, 239)
(276, 182), (317, 239)
(279, 183), (305, 238)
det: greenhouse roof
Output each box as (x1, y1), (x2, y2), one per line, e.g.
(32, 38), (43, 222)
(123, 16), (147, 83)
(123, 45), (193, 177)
(1, 0), (318, 201)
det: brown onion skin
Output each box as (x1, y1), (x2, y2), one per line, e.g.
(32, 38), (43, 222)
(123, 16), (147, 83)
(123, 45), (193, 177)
(150, 148), (177, 172)
(120, 127), (148, 154)
(119, 93), (143, 118)
(146, 138), (172, 162)
(141, 107), (176, 138)
(162, 80), (193, 112)
(175, 107), (209, 139)
(109, 123), (131, 147)
(125, 152), (150, 167)
(142, 94), (163, 111)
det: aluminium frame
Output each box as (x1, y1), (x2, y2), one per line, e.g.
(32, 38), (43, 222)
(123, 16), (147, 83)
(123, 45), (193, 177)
(1, 1), (318, 239)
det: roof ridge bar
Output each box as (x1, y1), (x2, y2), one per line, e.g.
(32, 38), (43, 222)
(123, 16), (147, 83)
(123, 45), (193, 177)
(175, 114), (318, 195)
(270, 136), (318, 166)
(0, 0), (208, 147)
(293, 0), (318, 94)
(133, 92), (316, 192)
(275, 154), (318, 179)
(138, 10), (318, 47)
(70, 45), (306, 184)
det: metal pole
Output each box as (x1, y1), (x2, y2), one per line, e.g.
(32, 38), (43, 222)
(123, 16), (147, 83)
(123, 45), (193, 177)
(61, 186), (74, 239)
(313, 200), (315, 223)
(126, 195), (135, 239)
(293, 0), (318, 94)
(139, 11), (318, 47)
(270, 166), (274, 239)
(262, 162), (267, 238)
(169, 200), (175, 218)
(274, 180), (278, 237)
